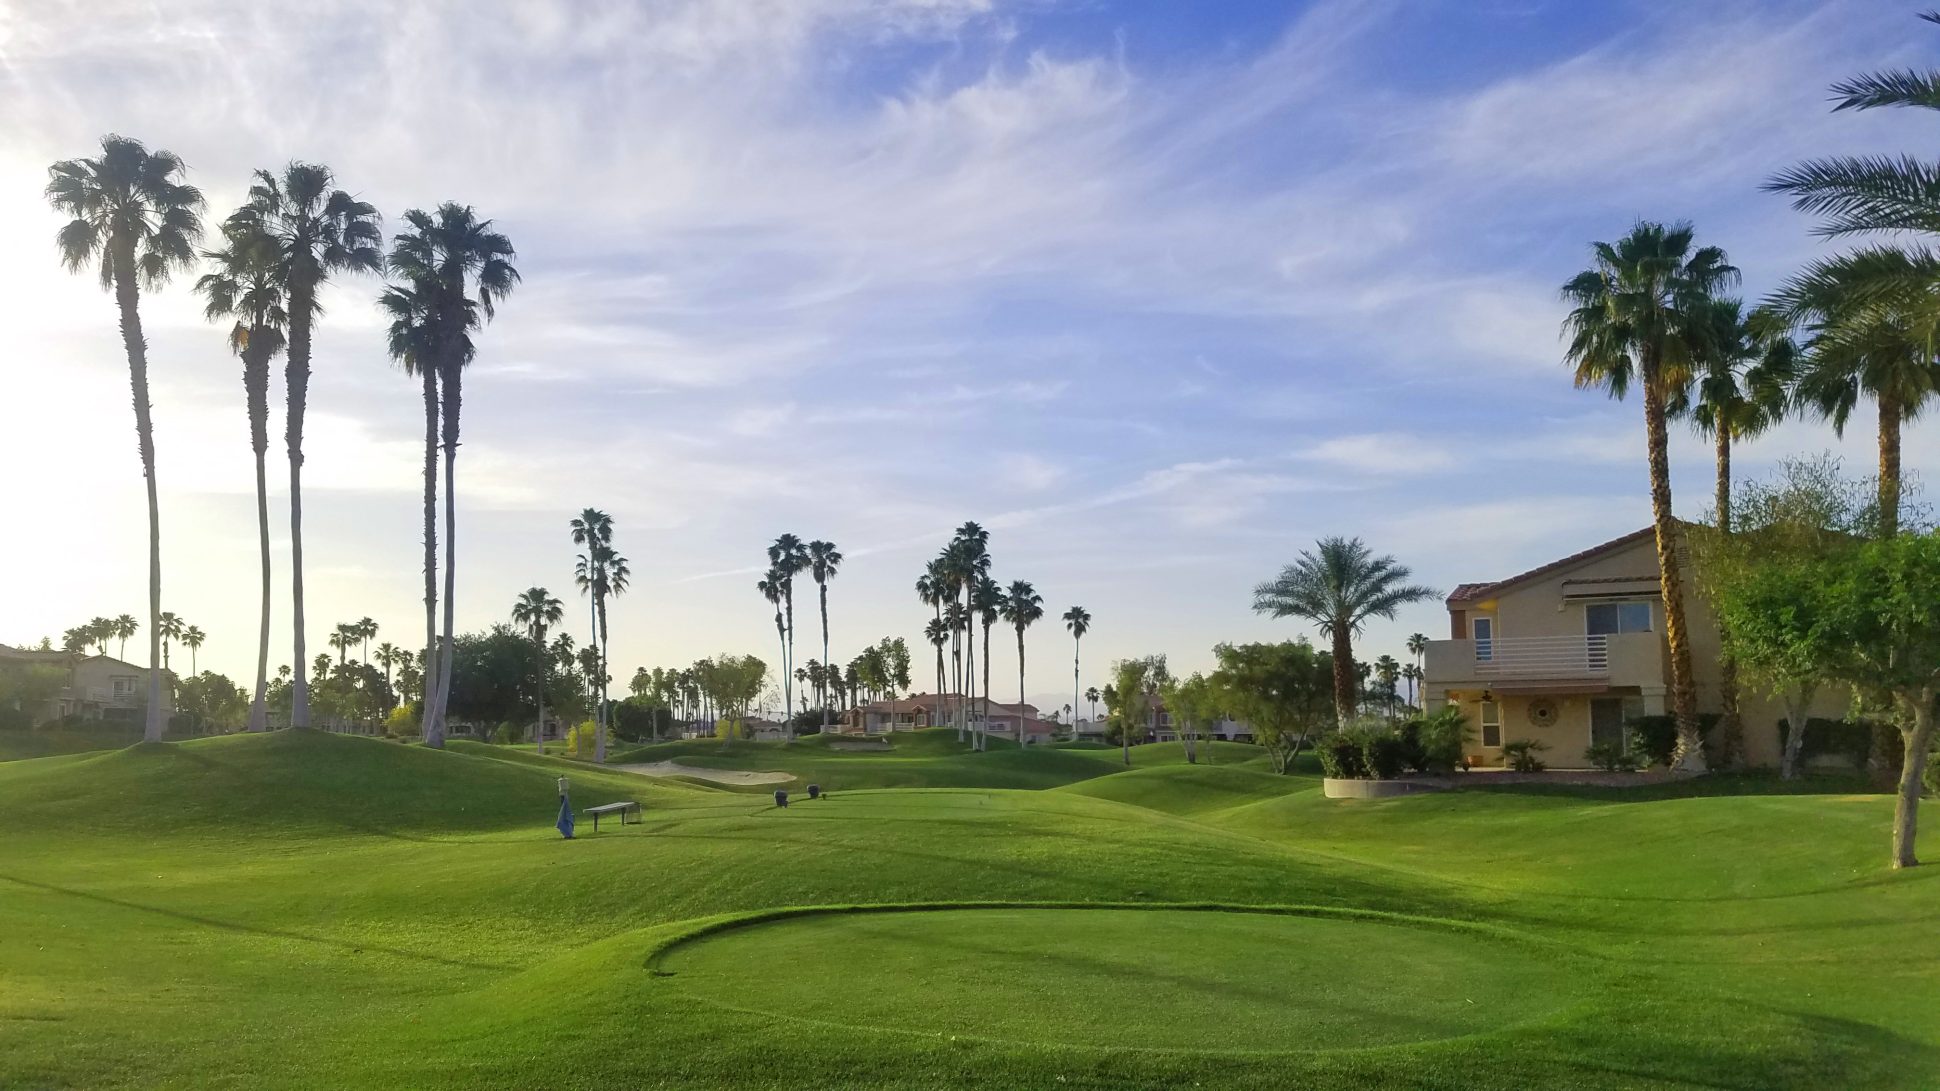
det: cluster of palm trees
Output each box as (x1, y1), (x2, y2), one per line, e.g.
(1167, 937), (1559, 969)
(326, 618), (381, 666)
(60, 615), (141, 661)
(1556, 30), (1940, 771)
(570, 510), (628, 762)
(754, 535), (841, 741)
(49, 133), (518, 745)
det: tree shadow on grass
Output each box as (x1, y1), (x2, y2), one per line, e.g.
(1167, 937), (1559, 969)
(0, 872), (509, 972)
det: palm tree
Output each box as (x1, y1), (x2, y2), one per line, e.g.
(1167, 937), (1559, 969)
(808, 540), (842, 734)
(377, 280), (447, 742)
(46, 134), (206, 743)
(1373, 654), (1400, 721)
(973, 574), (1003, 750)
(196, 222), (287, 733)
(512, 587), (565, 754)
(594, 549), (628, 760)
(183, 626), (205, 676)
(1252, 537), (1436, 727)
(374, 642), (402, 701)
(1063, 606), (1091, 743)
(1562, 221), (1738, 771)
(570, 509), (616, 747)
(229, 163), (381, 731)
(767, 534), (811, 736)
(757, 568), (788, 723)
(158, 611), (185, 674)
(1000, 581), (1044, 746)
(355, 617), (377, 664)
(1085, 685), (1100, 725)
(1401, 663), (1423, 708)
(113, 615), (137, 660)
(1405, 632), (1427, 678)
(389, 202), (518, 748)
(917, 568), (946, 693)
(923, 617), (949, 705)
(86, 618), (113, 656)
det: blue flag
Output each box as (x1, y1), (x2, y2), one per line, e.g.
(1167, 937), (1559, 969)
(557, 793), (575, 839)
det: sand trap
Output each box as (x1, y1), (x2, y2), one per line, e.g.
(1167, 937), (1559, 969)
(617, 761), (795, 785)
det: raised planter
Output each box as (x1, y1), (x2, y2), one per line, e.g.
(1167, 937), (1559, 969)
(1323, 777), (1448, 799)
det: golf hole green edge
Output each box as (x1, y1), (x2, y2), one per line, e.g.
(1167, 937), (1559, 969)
(643, 902), (1605, 1054)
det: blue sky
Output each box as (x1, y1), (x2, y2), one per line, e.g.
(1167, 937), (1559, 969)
(1, 0), (1931, 716)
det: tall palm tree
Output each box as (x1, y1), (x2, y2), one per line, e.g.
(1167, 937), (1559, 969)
(757, 569), (787, 723)
(1373, 654), (1400, 721)
(86, 618), (113, 656)
(1252, 537), (1436, 727)
(158, 611), (185, 674)
(46, 134), (205, 743)
(1063, 606), (1090, 742)
(943, 600), (970, 740)
(196, 222), (287, 732)
(973, 573), (1003, 751)
(1000, 581), (1044, 746)
(512, 587), (565, 754)
(113, 615), (138, 660)
(808, 540), (842, 734)
(374, 642), (401, 701)
(377, 280), (449, 740)
(923, 617), (948, 704)
(570, 509), (615, 742)
(1401, 663), (1423, 708)
(1405, 632), (1427, 679)
(230, 163), (381, 731)
(389, 203), (517, 747)
(916, 567), (946, 693)
(595, 549), (627, 760)
(767, 534), (810, 736)
(355, 617), (377, 664)
(1085, 685), (1100, 725)
(1562, 221), (1737, 771)
(183, 626), (205, 676)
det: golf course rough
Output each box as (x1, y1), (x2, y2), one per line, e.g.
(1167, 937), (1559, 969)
(650, 903), (1591, 1051)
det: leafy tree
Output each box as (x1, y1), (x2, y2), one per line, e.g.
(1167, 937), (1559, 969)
(0, 665), (68, 730)
(174, 671), (246, 733)
(389, 202), (518, 746)
(46, 134), (206, 743)
(1162, 671), (1221, 764)
(231, 163), (382, 731)
(1562, 221), (1738, 771)
(1713, 531), (1940, 868)
(1252, 537), (1434, 728)
(1209, 640), (1335, 775)
(196, 222), (287, 733)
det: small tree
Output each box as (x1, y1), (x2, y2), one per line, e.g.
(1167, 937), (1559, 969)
(1209, 640), (1335, 774)
(1162, 672), (1220, 764)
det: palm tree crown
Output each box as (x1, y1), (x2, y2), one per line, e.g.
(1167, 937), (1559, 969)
(47, 134), (205, 290)
(1253, 536), (1434, 725)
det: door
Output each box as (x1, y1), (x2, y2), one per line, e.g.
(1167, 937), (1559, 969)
(1472, 616), (1494, 662)
(1590, 697), (1641, 750)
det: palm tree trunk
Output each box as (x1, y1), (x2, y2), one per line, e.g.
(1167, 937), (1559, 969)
(819, 583), (831, 735)
(1879, 394), (1902, 539)
(287, 286), (314, 731)
(248, 411), (272, 733)
(419, 364), (440, 743)
(1713, 421), (1742, 768)
(1016, 628), (1026, 749)
(429, 360), (461, 749)
(1329, 628), (1355, 727)
(982, 622), (994, 751)
(1643, 373), (1704, 772)
(535, 639), (548, 756)
(595, 598), (610, 764)
(112, 252), (166, 744)
(1891, 687), (1935, 869)
(782, 589), (796, 742)
(1072, 636), (1080, 744)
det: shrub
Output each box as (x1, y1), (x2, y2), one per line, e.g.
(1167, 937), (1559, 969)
(1323, 720), (1410, 779)
(1585, 740), (1640, 773)
(1400, 707), (1470, 774)
(1624, 713), (1720, 768)
(491, 722), (521, 745)
(1358, 732), (1408, 779)
(564, 720), (599, 756)
(1317, 735), (1367, 779)
(1777, 717), (1884, 770)
(1502, 738), (1548, 773)
(383, 705), (417, 738)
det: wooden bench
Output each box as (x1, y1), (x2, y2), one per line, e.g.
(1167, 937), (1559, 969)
(583, 801), (641, 831)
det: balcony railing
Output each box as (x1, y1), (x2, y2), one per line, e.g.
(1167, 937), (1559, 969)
(1472, 635), (1608, 677)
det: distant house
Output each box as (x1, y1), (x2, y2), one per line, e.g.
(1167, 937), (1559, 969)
(843, 693), (1057, 744)
(1422, 526), (1846, 769)
(0, 644), (171, 725)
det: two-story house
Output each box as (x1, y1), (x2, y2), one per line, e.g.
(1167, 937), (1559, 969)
(0, 644), (169, 725)
(842, 693), (1057, 743)
(1422, 526), (1842, 769)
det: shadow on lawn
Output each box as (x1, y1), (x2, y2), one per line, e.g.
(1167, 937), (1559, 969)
(1462, 771), (1876, 802)
(0, 872), (509, 972)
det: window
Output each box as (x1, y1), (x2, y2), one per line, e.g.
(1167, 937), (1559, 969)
(1589, 697), (1645, 750)
(1586, 602), (1652, 636)
(111, 676), (135, 698)
(1472, 616), (1494, 662)
(1478, 700), (1501, 748)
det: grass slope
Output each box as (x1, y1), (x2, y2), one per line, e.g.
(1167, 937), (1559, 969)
(604, 728), (1122, 790)
(0, 730), (1936, 1089)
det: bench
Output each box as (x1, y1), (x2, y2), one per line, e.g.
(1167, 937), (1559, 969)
(583, 801), (641, 831)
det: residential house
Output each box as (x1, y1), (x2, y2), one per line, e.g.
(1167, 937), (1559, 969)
(1421, 527), (1844, 769)
(0, 644), (171, 725)
(843, 693), (1057, 744)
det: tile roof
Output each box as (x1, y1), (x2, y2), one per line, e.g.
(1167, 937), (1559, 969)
(1445, 526), (1658, 604)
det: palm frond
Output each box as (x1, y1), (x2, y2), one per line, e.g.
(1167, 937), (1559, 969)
(1831, 69), (1940, 112)
(1764, 155), (1940, 237)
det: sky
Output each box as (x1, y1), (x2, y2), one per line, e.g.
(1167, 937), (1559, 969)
(1, 0), (1933, 719)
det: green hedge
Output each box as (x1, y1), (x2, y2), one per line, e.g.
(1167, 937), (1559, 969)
(1777, 718), (1886, 770)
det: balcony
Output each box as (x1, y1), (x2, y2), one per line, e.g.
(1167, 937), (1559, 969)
(1425, 633), (1663, 689)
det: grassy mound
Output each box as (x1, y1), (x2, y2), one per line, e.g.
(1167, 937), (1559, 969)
(604, 728), (1121, 791)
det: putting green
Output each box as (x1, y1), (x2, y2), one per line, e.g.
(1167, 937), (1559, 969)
(657, 907), (1585, 1050)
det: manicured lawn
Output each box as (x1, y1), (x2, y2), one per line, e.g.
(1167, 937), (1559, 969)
(1, 729), (1936, 1088)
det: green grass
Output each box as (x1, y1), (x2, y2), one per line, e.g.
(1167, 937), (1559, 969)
(602, 727), (1127, 790)
(1, 729), (1937, 1089)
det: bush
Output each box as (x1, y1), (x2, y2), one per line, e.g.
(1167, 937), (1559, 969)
(384, 705), (417, 738)
(1316, 735), (1367, 779)
(564, 720), (598, 756)
(1358, 732), (1408, 779)
(1502, 738), (1548, 773)
(1400, 707), (1470, 774)
(1777, 717), (1883, 770)
(1624, 713), (1720, 768)
(491, 722), (521, 745)
(1322, 721), (1410, 779)
(1585, 740), (1641, 773)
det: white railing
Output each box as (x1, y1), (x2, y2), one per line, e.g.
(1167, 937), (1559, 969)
(1473, 634), (1609, 677)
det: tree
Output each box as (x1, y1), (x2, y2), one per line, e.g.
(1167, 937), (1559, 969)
(999, 580), (1043, 745)
(756, 567), (788, 721)
(923, 617), (948, 706)
(1063, 606), (1091, 743)
(389, 202), (518, 747)
(1106, 658), (1151, 766)
(1163, 672), (1221, 764)
(1085, 685), (1100, 725)
(1209, 641), (1335, 774)
(377, 279), (447, 746)
(174, 670), (247, 733)
(46, 134), (206, 743)
(512, 587), (565, 753)
(182, 625), (204, 676)
(1372, 654), (1400, 721)
(765, 534), (810, 736)
(808, 540), (842, 734)
(230, 163), (382, 731)
(113, 615), (137, 660)
(196, 221), (287, 733)
(356, 617), (377, 664)
(1562, 221), (1738, 771)
(973, 573), (1003, 751)
(158, 612), (185, 674)
(1252, 537), (1434, 728)
(1406, 632), (1426, 678)
(374, 642), (402, 705)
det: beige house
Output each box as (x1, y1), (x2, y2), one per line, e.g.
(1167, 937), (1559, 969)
(842, 693), (1055, 743)
(1422, 527), (1841, 769)
(0, 644), (170, 725)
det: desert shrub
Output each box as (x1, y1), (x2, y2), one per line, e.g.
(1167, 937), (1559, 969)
(1502, 738), (1548, 773)
(1400, 707), (1470, 774)
(1317, 735), (1367, 779)
(1585, 740), (1641, 773)
(1624, 713), (1721, 767)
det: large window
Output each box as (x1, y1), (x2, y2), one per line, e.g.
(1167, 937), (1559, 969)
(1585, 602), (1652, 636)
(1590, 696), (1645, 750)
(1478, 700), (1501, 748)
